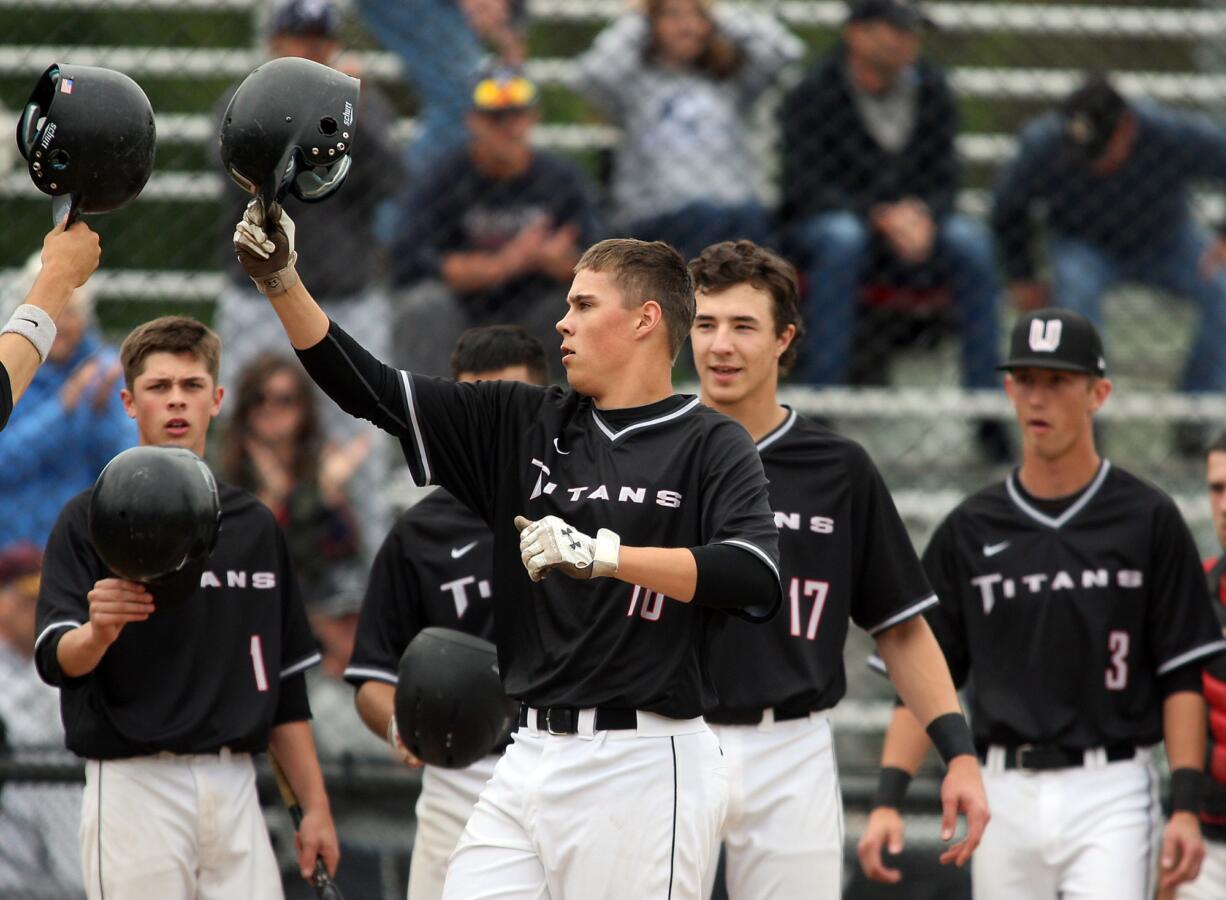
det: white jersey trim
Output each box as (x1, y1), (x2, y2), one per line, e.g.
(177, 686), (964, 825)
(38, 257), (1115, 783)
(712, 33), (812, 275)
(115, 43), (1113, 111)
(1156, 639), (1226, 676)
(721, 539), (780, 581)
(865, 594), (939, 636)
(1005, 459), (1112, 529)
(756, 408), (798, 452)
(343, 665), (398, 685)
(866, 652), (888, 677)
(33, 620), (83, 655)
(591, 396), (702, 442)
(398, 369), (433, 487)
(281, 652), (323, 679)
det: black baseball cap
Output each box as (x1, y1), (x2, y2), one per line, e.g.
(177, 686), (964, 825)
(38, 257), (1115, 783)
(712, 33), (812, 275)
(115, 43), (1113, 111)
(268, 0), (341, 38)
(847, 0), (932, 30)
(1061, 75), (1127, 163)
(998, 308), (1106, 376)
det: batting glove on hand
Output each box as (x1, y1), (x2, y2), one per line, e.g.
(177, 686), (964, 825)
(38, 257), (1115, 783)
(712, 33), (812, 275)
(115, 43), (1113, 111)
(233, 199), (300, 296)
(514, 514), (620, 582)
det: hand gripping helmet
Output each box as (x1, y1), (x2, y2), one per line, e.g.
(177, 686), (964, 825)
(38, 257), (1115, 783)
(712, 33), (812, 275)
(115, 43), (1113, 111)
(16, 63), (156, 225)
(395, 628), (518, 769)
(219, 56), (359, 212)
(89, 446), (221, 584)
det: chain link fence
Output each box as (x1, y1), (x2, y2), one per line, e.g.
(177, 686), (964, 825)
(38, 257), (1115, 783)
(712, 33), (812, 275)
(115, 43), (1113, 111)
(0, 0), (1220, 897)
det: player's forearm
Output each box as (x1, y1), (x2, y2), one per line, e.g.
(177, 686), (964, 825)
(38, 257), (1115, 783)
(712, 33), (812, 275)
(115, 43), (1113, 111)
(55, 623), (111, 678)
(874, 615), (962, 726)
(355, 681), (396, 743)
(267, 281), (331, 350)
(1, 265), (75, 401)
(268, 721), (333, 815)
(615, 546), (697, 602)
(440, 251), (519, 292)
(879, 704), (934, 775)
(1164, 690), (1208, 771)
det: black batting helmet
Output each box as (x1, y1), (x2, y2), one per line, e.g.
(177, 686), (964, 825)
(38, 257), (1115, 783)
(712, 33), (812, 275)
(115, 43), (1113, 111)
(218, 56), (359, 213)
(395, 628), (518, 769)
(16, 63), (156, 224)
(89, 446), (221, 585)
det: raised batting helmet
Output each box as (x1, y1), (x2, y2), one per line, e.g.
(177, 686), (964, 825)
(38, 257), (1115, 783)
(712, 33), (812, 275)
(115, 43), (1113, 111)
(16, 63), (156, 224)
(218, 56), (359, 213)
(89, 446), (221, 584)
(395, 628), (518, 769)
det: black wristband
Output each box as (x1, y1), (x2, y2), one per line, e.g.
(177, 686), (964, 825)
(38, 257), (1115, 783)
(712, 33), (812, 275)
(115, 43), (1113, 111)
(926, 712), (976, 765)
(1170, 767), (1204, 815)
(874, 766), (912, 810)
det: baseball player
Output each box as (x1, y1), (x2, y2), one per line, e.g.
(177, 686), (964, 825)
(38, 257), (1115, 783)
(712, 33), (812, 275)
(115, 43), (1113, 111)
(346, 324), (549, 900)
(34, 315), (339, 899)
(688, 240), (988, 898)
(1175, 431), (1226, 899)
(0, 220), (101, 430)
(235, 204), (781, 900)
(859, 308), (1226, 897)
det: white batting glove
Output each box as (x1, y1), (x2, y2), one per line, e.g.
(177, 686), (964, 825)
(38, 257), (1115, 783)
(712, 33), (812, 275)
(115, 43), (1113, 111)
(233, 199), (299, 295)
(514, 514), (620, 582)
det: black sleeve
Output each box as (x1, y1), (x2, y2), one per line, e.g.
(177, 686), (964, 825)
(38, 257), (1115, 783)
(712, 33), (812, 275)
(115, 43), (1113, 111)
(1146, 498), (1226, 677)
(696, 419), (781, 621)
(920, 516), (971, 688)
(346, 517), (424, 687)
(845, 442), (938, 635)
(34, 493), (101, 687)
(691, 544), (778, 612)
(273, 673), (312, 724)
(0, 361), (12, 432)
(1158, 665), (1203, 698)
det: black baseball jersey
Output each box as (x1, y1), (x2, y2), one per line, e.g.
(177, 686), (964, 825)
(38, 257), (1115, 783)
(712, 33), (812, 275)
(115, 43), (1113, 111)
(0, 361), (11, 432)
(707, 411), (934, 713)
(34, 482), (320, 759)
(299, 325), (781, 719)
(345, 488), (495, 690)
(916, 462), (1226, 748)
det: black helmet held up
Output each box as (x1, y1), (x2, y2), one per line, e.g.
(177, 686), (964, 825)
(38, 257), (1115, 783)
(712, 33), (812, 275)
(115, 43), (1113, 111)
(395, 628), (518, 769)
(219, 57), (359, 211)
(16, 63), (156, 224)
(89, 446), (221, 584)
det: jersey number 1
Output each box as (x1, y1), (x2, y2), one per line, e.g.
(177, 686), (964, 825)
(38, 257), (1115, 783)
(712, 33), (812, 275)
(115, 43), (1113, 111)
(250, 635), (270, 692)
(788, 578), (829, 641)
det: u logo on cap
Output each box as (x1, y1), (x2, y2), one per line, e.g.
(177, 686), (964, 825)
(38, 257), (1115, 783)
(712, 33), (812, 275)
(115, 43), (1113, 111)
(1028, 319), (1062, 352)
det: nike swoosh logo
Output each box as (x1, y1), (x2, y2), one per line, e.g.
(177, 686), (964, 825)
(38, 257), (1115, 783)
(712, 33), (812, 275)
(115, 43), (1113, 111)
(983, 541), (1010, 557)
(450, 541), (479, 559)
(16, 317), (38, 327)
(553, 438), (570, 455)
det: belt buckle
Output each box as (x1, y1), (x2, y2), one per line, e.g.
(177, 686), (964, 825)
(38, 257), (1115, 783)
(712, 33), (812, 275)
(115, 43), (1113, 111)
(1014, 743), (1035, 774)
(545, 708), (571, 736)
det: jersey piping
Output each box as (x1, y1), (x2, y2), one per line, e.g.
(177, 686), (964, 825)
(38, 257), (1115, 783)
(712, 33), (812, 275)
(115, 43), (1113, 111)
(399, 369), (433, 486)
(344, 664), (398, 685)
(590, 396), (703, 442)
(1005, 460), (1112, 529)
(1156, 639), (1226, 676)
(34, 620), (82, 656)
(754, 408), (798, 452)
(280, 652), (323, 679)
(721, 538), (781, 580)
(865, 593), (939, 635)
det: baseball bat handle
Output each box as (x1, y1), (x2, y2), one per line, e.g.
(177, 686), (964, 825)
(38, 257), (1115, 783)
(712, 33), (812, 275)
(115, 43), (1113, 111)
(269, 755), (345, 900)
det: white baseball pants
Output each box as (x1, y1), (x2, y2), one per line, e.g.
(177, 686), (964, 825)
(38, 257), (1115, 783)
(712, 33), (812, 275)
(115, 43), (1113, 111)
(971, 747), (1161, 899)
(79, 750), (283, 900)
(1176, 836), (1226, 899)
(704, 711), (844, 899)
(441, 711), (728, 900)
(408, 755), (499, 900)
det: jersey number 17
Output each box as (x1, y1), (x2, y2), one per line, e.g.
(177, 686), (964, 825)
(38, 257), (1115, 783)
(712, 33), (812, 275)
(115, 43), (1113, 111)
(789, 578), (829, 641)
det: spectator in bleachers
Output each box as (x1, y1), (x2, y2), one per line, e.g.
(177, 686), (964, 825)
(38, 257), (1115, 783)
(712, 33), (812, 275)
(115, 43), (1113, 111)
(0, 260), (135, 551)
(0, 543), (84, 900)
(572, 0), (802, 261)
(780, 0), (1007, 460)
(991, 74), (1226, 456)
(355, 0), (526, 172)
(390, 65), (603, 376)
(218, 353), (368, 609)
(215, 0), (405, 556)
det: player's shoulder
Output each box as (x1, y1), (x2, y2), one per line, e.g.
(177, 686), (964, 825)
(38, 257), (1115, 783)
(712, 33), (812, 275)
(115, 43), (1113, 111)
(53, 486), (95, 533)
(397, 488), (484, 533)
(215, 480), (280, 530)
(943, 477), (1013, 525)
(1097, 462), (1183, 516)
(769, 412), (873, 464)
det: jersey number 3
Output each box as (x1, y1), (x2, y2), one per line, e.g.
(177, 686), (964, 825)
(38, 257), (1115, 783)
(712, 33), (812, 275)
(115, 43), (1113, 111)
(1105, 630), (1130, 691)
(788, 578), (829, 641)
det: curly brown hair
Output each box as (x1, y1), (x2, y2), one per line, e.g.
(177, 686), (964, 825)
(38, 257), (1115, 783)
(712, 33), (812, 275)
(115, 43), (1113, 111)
(644, 0), (743, 79)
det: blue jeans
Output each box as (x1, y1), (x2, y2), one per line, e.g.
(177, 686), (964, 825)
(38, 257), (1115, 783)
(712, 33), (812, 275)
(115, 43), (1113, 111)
(630, 201), (771, 263)
(1049, 221), (1226, 393)
(791, 211), (1002, 388)
(356, 0), (483, 173)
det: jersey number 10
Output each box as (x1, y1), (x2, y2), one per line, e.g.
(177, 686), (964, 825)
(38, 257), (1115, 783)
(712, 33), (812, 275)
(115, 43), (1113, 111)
(788, 578), (830, 641)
